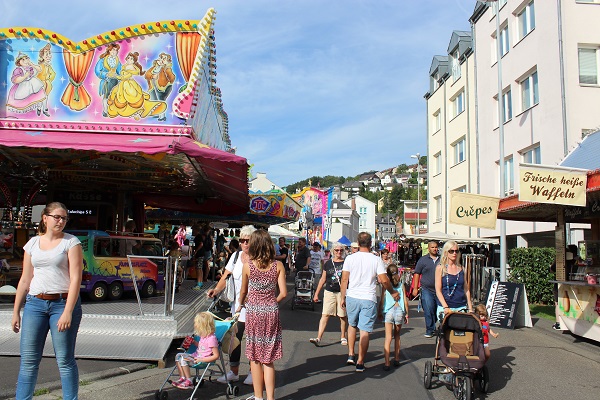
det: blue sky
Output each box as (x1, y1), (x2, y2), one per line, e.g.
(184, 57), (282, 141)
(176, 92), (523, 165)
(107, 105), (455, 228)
(2, 0), (472, 187)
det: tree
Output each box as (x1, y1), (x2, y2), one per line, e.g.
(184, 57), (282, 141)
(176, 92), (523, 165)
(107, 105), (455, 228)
(396, 163), (409, 174)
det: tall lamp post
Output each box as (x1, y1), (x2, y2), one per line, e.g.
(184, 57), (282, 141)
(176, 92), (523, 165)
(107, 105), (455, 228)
(411, 153), (421, 234)
(481, 0), (507, 281)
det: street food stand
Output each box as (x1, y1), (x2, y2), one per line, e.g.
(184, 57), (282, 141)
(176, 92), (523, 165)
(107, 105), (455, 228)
(498, 159), (600, 342)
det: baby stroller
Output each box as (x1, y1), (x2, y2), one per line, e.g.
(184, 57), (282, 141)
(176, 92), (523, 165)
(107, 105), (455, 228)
(423, 311), (489, 400)
(291, 270), (315, 310)
(155, 311), (240, 400)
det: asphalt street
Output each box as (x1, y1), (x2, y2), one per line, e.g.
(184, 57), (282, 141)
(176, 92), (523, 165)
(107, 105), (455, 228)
(2, 278), (599, 400)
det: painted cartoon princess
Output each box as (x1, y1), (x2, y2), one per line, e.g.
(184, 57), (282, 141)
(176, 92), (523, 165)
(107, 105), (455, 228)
(37, 43), (55, 116)
(6, 53), (48, 116)
(106, 52), (167, 120)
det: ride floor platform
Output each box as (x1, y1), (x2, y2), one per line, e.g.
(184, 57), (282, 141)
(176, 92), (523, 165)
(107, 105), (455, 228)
(0, 280), (215, 363)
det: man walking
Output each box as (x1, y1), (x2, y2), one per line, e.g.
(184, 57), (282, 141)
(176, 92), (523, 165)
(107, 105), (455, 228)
(294, 238), (311, 273)
(340, 232), (399, 372)
(412, 241), (440, 337)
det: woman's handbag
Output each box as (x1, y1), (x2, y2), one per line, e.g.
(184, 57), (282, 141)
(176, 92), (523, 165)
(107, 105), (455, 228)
(219, 251), (240, 303)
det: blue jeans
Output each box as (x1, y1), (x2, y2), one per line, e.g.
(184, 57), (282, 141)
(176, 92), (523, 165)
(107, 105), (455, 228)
(420, 288), (437, 335)
(17, 295), (82, 400)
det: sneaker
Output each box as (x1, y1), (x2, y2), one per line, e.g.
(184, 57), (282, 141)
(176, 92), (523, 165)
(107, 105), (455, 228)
(193, 283), (204, 290)
(393, 359), (400, 368)
(552, 322), (561, 330)
(243, 373), (253, 385)
(217, 370), (239, 383)
(176, 379), (193, 389)
(424, 333), (434, 338)
(309, 338), (320, 347)
(355, 363), (365, 372)
(383, 364), (390, 371)
(346, 355), (356, 365)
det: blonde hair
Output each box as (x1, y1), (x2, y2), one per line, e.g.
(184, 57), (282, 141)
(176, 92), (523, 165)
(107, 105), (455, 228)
(193, 312), (215, 338)
(440, 240), (461, 272)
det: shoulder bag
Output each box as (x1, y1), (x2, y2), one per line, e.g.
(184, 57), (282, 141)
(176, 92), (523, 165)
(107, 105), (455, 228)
(219, 250), (240, 303)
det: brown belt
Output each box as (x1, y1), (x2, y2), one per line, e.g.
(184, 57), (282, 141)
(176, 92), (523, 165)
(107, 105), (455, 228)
(34, 293), (69, 300)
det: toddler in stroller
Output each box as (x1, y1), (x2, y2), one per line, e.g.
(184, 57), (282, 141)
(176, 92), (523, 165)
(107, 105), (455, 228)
(423, 311), (490, 400)
(156, 311), (240, 399)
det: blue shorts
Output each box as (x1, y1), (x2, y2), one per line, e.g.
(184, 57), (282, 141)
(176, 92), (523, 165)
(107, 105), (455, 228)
(346, 296), (377, 333)
(384, 306), (406, 325)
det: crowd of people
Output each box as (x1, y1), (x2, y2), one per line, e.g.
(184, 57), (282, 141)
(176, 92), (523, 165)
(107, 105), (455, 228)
(10, 207), (496, 400)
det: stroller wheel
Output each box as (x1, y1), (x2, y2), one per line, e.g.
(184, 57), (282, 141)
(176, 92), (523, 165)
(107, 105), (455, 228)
(477, 365), (489, 393)
(154, 390), (160, 400)
(160, 390), (169, 400)
(423, 361), (433, 389)
(226, 385), (239, 397)
(453, 376), (472, 400)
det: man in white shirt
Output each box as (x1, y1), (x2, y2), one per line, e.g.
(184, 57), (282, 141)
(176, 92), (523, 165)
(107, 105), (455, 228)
(340, 232), (399, 372)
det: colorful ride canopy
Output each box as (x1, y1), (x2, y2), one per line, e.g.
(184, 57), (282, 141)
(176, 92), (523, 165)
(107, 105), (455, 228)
(0, 9), (229, 151)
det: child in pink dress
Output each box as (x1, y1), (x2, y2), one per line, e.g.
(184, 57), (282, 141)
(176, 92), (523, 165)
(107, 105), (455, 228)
(173, 312), (219, 389)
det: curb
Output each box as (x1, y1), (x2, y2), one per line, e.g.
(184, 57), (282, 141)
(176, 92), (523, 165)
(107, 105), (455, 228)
(0, 362), (151, 400)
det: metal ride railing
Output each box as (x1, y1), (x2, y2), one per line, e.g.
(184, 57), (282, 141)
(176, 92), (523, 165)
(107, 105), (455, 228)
(127, 255), (177, 316)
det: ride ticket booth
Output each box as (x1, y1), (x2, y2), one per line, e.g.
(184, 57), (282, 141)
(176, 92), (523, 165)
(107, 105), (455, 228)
(498, 158), (600, 343)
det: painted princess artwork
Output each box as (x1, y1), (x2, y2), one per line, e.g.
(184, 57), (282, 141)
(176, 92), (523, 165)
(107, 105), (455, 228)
(6, 52), (49, 116)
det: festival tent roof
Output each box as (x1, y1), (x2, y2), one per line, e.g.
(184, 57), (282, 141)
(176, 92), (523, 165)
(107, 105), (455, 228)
(268, 224), (301, 239)
(0, 129), (249, 216)
(404, 231), (498, 245)
(337, 235), (352, 246)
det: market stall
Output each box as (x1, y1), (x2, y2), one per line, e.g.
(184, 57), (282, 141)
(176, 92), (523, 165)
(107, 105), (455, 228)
(498, 134), (600, 342)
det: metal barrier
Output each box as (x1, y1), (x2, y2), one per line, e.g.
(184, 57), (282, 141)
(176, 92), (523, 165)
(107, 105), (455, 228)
(463, 254), (498, 303)
(127, 255), (177, 316)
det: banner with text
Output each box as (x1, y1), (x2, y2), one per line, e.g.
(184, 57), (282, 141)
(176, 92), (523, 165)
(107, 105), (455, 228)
(449, 191), (500, 229)
(519, 164), (588, 207)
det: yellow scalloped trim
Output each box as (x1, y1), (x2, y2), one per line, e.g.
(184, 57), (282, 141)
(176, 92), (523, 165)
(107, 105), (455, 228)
(0, 8), (215, 54)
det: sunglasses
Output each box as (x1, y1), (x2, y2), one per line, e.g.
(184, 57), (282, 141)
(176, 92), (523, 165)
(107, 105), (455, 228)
(239, 238), (249, 244)
(47, 214), (69, 222)
(334, 249), (343, 252)
(448, 249), (459, 254)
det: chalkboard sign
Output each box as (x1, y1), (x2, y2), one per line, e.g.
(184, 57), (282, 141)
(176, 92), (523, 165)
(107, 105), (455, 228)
(484, 281), (532, 329)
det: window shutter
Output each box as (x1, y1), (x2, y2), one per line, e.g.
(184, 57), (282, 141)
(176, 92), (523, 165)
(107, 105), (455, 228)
(579, 48), (598, 85)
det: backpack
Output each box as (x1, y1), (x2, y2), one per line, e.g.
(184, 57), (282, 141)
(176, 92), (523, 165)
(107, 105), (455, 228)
(219, 251), (240, 303)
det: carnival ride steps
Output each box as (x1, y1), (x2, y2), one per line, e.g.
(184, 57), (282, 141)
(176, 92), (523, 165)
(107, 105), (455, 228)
(0, 281), (215, 362)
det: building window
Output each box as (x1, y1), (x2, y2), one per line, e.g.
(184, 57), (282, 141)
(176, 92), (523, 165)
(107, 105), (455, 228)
(504, 157), (514, 196)
(500, 24), (509, 56)
(517, 1), (535, 41)
(359, 207), (367, 215)
(502, 89), (512, 122)
(433, 110), (441, 132)
(451, 49), (461, 81)
(435, 196), (442, 222)
(455, 186), (467, 193)
(453, 138), (466, 165)
(434, 152), (442, 175)
(523, 146), (541, 164)
(579, 47), (599, 85)
(452, 91), (465, 117)
(521, 70), (539, 110)
(431, 72), (439, 92)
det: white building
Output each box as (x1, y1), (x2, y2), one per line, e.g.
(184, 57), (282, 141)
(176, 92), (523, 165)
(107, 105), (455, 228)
(328, 199), (359, 245)
(401, 200), (428, 235)
(343, 195), (376, 240)
(471, 0), (597, 246)
(249, 172), (282, 193)
(425, 30), (478, 238)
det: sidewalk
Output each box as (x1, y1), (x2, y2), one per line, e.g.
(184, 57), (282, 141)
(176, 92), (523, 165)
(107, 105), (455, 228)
(8, 298), (600, 400)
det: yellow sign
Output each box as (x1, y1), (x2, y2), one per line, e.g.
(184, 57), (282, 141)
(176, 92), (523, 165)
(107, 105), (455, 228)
(519, 164), (587, 207)
(449, 191), (500, 229)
